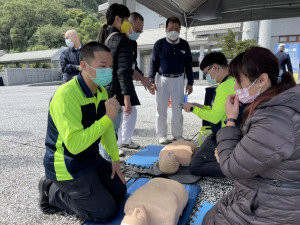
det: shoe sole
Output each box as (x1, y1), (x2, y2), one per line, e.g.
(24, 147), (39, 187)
(122, 146), (140, 149)
(121, 144), (140, 149)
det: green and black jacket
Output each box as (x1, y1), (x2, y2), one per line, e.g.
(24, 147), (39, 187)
(192, 76), (236, 127)
(44, 73), (119, 181)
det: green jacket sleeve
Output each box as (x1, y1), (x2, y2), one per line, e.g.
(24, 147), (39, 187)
(192, 78), (235, 125)
(50, 90), (119, 161)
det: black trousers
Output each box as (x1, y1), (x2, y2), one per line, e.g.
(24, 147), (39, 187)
(189, 134), (224, 177)
(48, 160), (127, 222)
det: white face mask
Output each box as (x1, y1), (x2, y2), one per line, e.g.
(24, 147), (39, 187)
(167, 31), (179, 41)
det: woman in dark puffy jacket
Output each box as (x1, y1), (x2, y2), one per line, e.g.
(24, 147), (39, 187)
(97, 3), (139, 126)
(203, 46), (300, 225)
(96, 4), (140, 160)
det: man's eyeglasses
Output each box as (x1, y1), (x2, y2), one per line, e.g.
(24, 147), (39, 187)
(203, 66), (213, 76)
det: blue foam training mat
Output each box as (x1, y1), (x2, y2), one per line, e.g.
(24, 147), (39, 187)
(83, 177), (201, 225)
(125, 145), (164, 168)
(190, 201), (215, 225)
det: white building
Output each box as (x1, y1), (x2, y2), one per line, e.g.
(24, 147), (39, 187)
(99, 1), (300, 78)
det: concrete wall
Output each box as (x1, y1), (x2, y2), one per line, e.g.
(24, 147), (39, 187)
(136, 2), (166, 29)
(1, 68), (62, 86)
(270, 17), (300, 52)
(0, 72), (6, 86)
(107, 1), (166, 29)
(108, 0), (136, 12)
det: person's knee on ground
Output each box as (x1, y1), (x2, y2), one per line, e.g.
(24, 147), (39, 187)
(95, 160), (127, 204)
(49, 182), (119, 222)
(189, 160), (225, 177)
(189, 135), (225, 177)
(85, 202), (118, 223)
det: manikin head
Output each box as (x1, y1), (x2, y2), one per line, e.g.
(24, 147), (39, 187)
(159, 151), (180, 174)
(121, 207), (149, 225)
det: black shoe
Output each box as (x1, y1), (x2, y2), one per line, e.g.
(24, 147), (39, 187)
(38, 177), (60, 214)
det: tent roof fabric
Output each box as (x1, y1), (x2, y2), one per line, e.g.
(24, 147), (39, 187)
(137, 0), (300, 27)
(0, 47), (67, 63)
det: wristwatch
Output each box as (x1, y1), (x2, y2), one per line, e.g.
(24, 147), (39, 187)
(190, 106), (195, 112)
(224, 118), (238, 125)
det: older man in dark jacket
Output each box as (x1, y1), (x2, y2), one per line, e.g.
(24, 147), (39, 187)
(275, 44), (293, 73)
(60, 30), (83, 82)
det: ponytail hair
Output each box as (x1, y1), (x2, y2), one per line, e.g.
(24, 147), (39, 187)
(229, 47), (296, 119)
(96, 24), (109, 44)
(96, 3), (130, 44)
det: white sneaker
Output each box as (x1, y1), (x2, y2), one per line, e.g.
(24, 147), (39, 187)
(122, 142), (140, 149)
(119, 150), (125, 156)
(159, 137), (169, 145)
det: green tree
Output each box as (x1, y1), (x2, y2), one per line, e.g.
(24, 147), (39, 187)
(216, 29), (238, 59)
(81, 0), (108, 13)
(65, 8), (86, 25)
(217, 29), (258, 59)
(0, 1), (36, 51)
(0, 0), (66, 52)
(61, 0), (107, 13)
(78, 15), (102, 43)
(235, 39), (258, 55)
(29, 24), (70, 50)
(0, 0), (104, 52)
(29, 45), (49, 51)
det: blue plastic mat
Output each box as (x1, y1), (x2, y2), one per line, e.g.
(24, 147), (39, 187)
(190, 201), (215, 225)
(125, 145), (164, 168)
(83, 177), (201, 225)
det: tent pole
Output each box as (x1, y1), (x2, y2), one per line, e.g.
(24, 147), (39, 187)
(169, 0), (185, 13)
(184, 13), (188, 40)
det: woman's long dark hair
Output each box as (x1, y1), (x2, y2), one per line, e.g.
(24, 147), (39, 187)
(96, 3), (130, 44)
(229, 47), (296, 121)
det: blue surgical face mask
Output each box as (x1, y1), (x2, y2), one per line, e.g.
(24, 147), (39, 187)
(129, 31), (140, 41)
(206, 74), (216, 84)
(65, 39), (74, 48)
(86, 63), (113, 86)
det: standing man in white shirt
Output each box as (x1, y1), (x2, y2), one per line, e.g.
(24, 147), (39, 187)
(149, 17), (194, 144)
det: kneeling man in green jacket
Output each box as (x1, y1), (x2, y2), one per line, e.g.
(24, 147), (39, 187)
(39, 42), (126, 222)
(184, 52), (235, 177)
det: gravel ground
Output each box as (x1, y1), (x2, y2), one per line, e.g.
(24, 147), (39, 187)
(0, 81), (233, 225)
